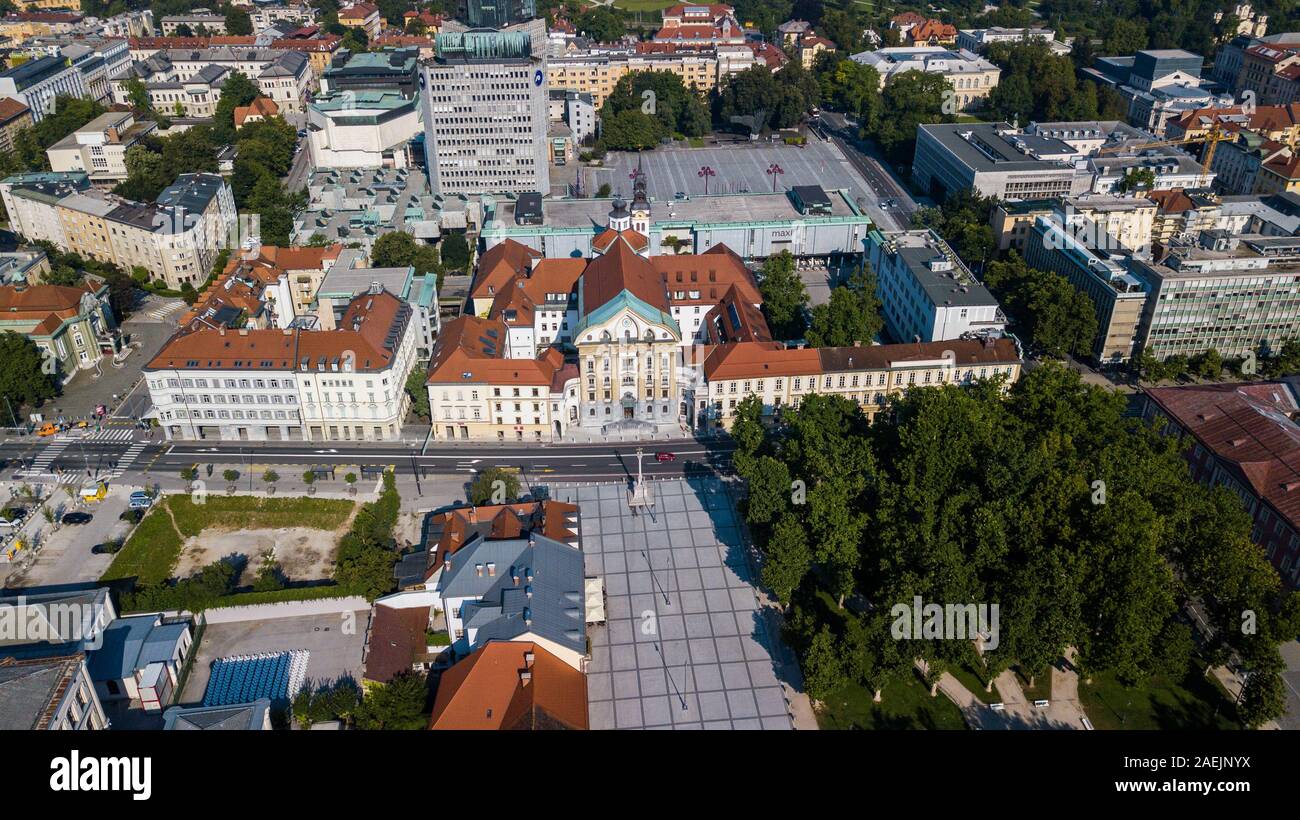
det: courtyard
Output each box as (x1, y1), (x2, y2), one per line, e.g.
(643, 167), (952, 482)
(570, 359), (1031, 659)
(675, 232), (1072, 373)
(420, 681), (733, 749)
(557, 477), (797, 729)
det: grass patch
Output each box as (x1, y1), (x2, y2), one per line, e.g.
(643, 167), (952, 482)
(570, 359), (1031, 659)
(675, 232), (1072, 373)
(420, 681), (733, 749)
(1078, 662), (1240, 730)
(1015, 664), (1053, 701)
(167, 494), (354, 536)
(101, 502), (184, 586)
(206, 585), (359, 609)
(611, 0), (675, 10)
(817, 670), (968, 730)
(688, 136), (705, 148)
(947, 661), (998, 704)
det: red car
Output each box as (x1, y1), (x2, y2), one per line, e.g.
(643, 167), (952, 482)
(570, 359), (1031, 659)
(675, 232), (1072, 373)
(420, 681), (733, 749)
(655, 452), (676, 462)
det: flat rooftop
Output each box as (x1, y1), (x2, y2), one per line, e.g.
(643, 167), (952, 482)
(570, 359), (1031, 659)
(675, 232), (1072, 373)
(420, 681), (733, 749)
(492, 189), (861, 231)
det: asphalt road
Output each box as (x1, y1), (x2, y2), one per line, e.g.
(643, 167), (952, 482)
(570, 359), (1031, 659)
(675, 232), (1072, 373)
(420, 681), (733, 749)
(1, 434), (737, 484)
(818, 111), (921, 227)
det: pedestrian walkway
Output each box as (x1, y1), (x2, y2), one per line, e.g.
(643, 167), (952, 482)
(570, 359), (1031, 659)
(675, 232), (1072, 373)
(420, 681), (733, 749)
(84, 428), (135, 443)
(26, 439), (70, 475)
(144, 301), (185, 321)
(104, 441), (149, 479)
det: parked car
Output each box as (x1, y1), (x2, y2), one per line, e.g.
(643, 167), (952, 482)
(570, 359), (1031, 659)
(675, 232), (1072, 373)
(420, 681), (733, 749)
(61, 512), (92, 525)
(0, 507), (27, 527)
(655, 451), (676, 462)
(36, 423), (58, 437)
(674, 191), (687, 199)
(129, 491), (153, 509)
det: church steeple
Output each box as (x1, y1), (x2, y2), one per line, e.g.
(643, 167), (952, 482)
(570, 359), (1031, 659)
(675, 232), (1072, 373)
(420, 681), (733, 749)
(630, 156), (651, 236)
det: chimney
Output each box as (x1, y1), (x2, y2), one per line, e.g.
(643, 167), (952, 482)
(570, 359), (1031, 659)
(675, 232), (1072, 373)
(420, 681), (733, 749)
(524, 651), (535, 666)
(468, 507), (477, 523)
(487, 562), (496, 577)
(526, 568), (534, 583)
(519, 669), (532, 684)
(511, 566), (520, 586)
(475, 563), (483, 577)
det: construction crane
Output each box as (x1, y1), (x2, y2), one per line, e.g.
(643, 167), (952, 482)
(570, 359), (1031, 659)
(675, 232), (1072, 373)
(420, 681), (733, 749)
(1096, 125), (1232, 179)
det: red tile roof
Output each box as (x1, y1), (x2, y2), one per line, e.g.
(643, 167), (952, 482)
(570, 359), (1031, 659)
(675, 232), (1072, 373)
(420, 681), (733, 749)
(430, 641), (588, 730)
(0, 96), (31, 126)
(0, 282), (100, 336)
(425, 314), (556, 386)
(364, 602), (430, 684)
(422, 500), (579, 579)
(470, 239), (542, 303)
(580, 239), (670, 314)
(1144, 382), (1300, 533)
(147, 289), (408, 373)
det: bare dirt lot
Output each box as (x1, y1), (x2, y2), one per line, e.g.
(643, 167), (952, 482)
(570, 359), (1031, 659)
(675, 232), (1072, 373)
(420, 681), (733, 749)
(173, 526), (342, 585)
(171, 503), (359, 585)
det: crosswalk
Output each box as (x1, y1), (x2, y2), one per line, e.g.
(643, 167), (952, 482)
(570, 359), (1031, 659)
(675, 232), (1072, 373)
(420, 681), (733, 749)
(145, 301), (186, 321)
(105, 441), (149, 479)
(27, 439), (70, 475)
(83, 428), (136, 443)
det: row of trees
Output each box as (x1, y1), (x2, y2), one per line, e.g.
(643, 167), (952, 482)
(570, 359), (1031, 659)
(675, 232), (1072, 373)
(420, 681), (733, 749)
(735, 363), (1300, 727)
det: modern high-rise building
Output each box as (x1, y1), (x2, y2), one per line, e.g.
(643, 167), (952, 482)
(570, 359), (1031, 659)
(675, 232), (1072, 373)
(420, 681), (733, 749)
(459, 0), (536, 30)
(419, 29), (550, 197)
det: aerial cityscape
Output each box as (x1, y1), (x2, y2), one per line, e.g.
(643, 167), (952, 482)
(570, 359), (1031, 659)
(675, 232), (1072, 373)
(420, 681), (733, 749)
(0, 0), (1296, 764)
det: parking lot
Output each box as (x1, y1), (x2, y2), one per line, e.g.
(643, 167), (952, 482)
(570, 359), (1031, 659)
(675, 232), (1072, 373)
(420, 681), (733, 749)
(179, 608), (372, 705)
(601, 141), (877, 208)
(1, 484), (134, 588)
(53, 303), (178, 423)
(564, 478), (796, 729)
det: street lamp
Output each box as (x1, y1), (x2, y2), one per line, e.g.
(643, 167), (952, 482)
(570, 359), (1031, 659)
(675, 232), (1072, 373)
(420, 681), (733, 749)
(766, 162), (784, 192)
(697, 165), (715, 195)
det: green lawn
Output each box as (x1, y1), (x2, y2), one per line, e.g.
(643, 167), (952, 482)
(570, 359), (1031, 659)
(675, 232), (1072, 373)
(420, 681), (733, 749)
(948, 661), (998, 704)
(1078, 664), (1240, 730)
(102, 495), (355, 586)
(688, 136), (706, 148)
(166, 495), (354, 536)
(1015, 664), (1053, 701)
(611, 0), (676, 10)
(817, 671), (968, 730)
(101, 502), (184, 586)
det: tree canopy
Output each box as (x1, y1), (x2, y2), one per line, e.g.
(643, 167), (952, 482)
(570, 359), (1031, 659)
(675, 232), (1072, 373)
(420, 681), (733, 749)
(737, 362), (1299, 725)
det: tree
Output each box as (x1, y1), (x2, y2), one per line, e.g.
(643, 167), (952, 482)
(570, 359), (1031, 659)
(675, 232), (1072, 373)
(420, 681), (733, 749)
(371, 231), (420, 268)
(576, 6), (624, 42)
(263, 469), (279, 485)
(405, 368), (430, 421)
(866, 71), (956, 164)
(124, 77), (152, 113)
(440, 232), (470, 271)
(761, 513), (812, 605)
(1118, 167), (1156, 193)
(470, 467), (521, 505)
(600, 108), (661, 151)
(0, 332), (58, 409)
(211, 71), (259, 144)
(758, 250), (808, 340)
(222, 469), (239, 485)
(224, 6), (253, 35)
(984, 252), (1097, 359)
(806, 266), (883, 348)
(600, 70), (709, 140)
(801, 625), (848, 702)
(354, 670), (428, 729)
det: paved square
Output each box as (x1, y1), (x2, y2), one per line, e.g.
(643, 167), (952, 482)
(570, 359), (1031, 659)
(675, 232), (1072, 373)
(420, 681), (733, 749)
(567, 478), (794, 730)
(602, 142), (875, 206)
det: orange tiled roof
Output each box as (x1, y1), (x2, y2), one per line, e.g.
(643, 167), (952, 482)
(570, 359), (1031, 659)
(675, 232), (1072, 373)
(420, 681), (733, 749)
(430, 641), (588, 730)
(147, 289), (407, 373)
(0, 96), (31, 126)
(234, 96), (278, 128)
(425, 314), (556, 386)
(0, 282), (98, 335)
(470, 239), (543, 302)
